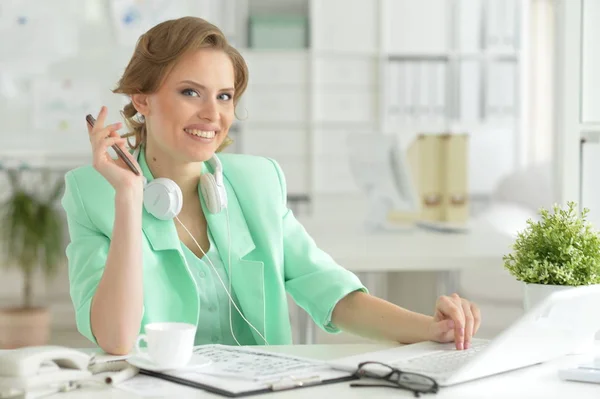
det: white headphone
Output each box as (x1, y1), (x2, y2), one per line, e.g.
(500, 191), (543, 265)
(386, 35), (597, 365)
(132, 146), (268, 346)
(132, 146), (228, 219)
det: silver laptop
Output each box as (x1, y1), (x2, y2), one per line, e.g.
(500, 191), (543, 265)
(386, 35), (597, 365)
(329, 285), (600, 386)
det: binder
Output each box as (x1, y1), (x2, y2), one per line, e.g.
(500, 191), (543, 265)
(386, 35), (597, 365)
(388, 61), (402, 125)
(418, 61), (430, 122)
(440, 134), (469, 223)
(485, 0), (501, 50)
(405, 63), (417, 123)
(409, 133), (470, 224)
(485, 0), (519, 52)
(500, 62), (516, 118)
(456, 0), (482, 52)
(133, 345), (355, 397)
(459, 61), (481, 123)
(434, 61), (447, 123)
(503, 0), (518, 51)
(415, 134), (444, 221)
(395, 62), (406, 124)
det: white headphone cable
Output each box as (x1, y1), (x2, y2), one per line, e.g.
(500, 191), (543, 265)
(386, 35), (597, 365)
(175, 214), (269, 346)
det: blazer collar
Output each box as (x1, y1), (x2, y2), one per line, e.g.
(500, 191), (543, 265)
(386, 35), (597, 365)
(137, 148), (256, 260)
(139, 149), (266, 343)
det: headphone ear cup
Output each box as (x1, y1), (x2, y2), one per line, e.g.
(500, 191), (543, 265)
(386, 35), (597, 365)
(143, 178), (183, 220)
(201, 173), (222, 214)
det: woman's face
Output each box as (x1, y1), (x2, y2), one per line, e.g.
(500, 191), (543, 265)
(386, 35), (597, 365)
(138, 48), (236, 163)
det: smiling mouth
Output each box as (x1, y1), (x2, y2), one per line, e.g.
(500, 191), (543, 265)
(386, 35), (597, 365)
(184, 128), (216, 139)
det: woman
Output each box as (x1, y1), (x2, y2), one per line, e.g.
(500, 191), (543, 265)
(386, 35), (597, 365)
(62, 16), (481, 355)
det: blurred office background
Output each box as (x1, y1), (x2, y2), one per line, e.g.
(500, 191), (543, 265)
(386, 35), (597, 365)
(0, 0), (597, 348)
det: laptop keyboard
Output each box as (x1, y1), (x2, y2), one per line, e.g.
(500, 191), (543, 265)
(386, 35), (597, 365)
(392, 341), (488, 375)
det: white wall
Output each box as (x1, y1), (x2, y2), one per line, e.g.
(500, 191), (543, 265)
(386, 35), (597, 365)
(555, 0), (600, 210)
(527, 0), (555, 165)
(581, 0), (600, 124)
(0, 0), (545, 345)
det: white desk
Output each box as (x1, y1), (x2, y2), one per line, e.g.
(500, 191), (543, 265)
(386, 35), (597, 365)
(298, 216), (513, 276)
(295, 211), (515, 343)
(53, 344), (600, 398)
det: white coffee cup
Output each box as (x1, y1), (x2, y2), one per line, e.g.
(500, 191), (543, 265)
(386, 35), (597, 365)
(135, 322), (196, 369)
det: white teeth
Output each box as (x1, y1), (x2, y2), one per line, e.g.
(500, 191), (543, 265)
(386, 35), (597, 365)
(184, 129), (216, 138)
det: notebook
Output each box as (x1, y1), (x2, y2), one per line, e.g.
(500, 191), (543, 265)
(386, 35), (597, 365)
(136, 345), (355, 397)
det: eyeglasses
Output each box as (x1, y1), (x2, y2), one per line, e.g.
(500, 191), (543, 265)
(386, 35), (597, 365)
(350, 361), (439, 397)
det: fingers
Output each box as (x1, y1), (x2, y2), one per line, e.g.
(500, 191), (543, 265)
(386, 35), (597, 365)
(94, 136), (127, 159)
(450, 294), (465, 350)
(90, 122), (122, 145)
(88, 106), (120, 141)
(112, 140), (142, 176)
(95, 105), (108, 130)
(471, 302), (482, 336)
(120, 145), (141, 171)
(91, 123), (123, 167)
(438, 294), (465, 350)
(434, 294), (482, 350)
(461, 299), (474, 349)
(434, 319), (455, 342)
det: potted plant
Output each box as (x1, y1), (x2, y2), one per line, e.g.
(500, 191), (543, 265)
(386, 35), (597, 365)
(0, 167), (66, 349)
(503, 201), (600, 311)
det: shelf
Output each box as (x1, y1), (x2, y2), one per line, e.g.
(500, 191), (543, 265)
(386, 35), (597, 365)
(385, 53), (519, 61)
(313, 84), (379, 91)
(311, 50), (380, 58)
(246, 83), (309, 89)
(241, 49), (309, 57)
(387, 54), (450, 61)
(581, 128), (600, 142)
(383, 120), (518, 135)
(384, 121), (450, 131)
(243, 51), (309, 86)
(310, 121), (377, 130)
(240, 121), (310, 129)
(0, 0), (527, 198)
(449, 53), (519, 62)
(447, 121), (517, 132)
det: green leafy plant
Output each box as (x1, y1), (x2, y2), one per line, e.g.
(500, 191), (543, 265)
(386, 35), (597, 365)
(503, 201), (600, 286)
(0, 168), (66, 308)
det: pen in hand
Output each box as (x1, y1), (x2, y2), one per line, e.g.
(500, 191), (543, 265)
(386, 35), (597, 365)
(86, 114), (140, 176)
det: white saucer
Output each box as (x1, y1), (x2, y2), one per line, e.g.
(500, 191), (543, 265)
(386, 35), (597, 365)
(127, 352), (212, 372)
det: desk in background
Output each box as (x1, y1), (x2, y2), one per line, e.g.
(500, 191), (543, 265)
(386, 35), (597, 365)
(58, 344), (600, 398)
(295, 207), (515, 344)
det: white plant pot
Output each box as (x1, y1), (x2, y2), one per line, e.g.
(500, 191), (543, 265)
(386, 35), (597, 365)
(523, 283), (575, 311)
(523, 283), (599, 354)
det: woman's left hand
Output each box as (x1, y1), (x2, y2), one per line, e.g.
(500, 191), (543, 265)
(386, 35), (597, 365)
(427, 293), (481, 350)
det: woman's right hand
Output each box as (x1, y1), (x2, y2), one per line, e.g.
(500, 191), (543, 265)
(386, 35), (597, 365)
(88, 106), (145, 195)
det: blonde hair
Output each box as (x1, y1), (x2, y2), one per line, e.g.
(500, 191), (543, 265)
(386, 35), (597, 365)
(112, 16), (248, 152)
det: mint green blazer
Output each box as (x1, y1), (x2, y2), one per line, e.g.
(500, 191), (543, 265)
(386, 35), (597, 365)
(61, 150), (366, 346)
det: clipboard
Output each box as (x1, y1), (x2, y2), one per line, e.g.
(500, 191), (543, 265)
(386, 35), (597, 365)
(134, 345), (356, 397)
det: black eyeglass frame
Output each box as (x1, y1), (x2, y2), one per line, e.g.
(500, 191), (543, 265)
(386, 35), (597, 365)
(350, 361), (440, 397)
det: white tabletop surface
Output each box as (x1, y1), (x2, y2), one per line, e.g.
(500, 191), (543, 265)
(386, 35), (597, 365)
(297, 215), (515, 272)
(47, 343), (600, 399)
